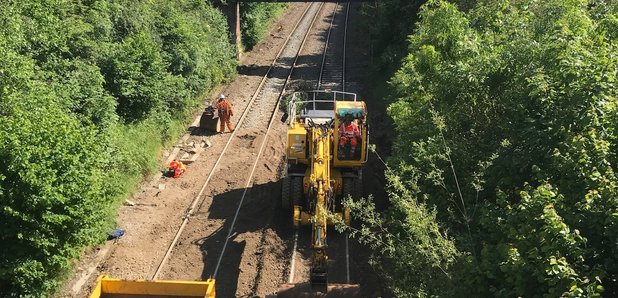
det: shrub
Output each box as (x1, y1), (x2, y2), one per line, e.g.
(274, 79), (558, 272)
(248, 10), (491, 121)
(358, 0), (618, 296)
(0, 0), (238, 296)
(240, 3), (287, 49)
(0, 88), (112, 296)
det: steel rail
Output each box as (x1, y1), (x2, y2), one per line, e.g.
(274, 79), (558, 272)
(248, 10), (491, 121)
(342, 3), (352, 284)
(317, 3), (339, 90)
(151, 2), (316, 280)
(288, 231), (300, 283)
(212, 1), (327, 278)
(343, 2), (350, 92)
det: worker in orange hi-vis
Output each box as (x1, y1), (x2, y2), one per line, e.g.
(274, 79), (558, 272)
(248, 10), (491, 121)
(338, 114), (361, 159)
(215, 94), (234, 133)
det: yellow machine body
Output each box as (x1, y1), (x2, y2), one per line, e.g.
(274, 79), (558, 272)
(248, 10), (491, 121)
(89, 275), (216, 298)
(285, 96), (368, 168)
(286, 123), (309, 163)
(281, 90), (366, 288)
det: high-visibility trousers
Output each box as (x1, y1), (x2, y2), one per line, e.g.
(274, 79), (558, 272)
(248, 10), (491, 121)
(340, 136), (358, 147)
(219, 115), (234, 132)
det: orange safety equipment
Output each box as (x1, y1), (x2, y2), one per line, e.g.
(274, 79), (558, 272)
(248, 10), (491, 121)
(216, 96), (234, 133)
(338, 121), (360, 157)
(339, 122), (360, 145)
(168, 160), (186, 178)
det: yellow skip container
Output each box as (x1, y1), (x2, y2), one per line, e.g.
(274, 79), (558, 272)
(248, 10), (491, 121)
(89, 275), (215, 298)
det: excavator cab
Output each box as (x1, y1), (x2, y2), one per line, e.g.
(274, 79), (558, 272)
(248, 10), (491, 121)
(284, 91), (368, 167)
(334, 101), (367, 165)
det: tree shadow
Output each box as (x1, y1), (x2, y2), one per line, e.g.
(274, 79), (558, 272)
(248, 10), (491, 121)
(236, 52), (327, 80)
(188, 125), (219, 137)
(190, 174), (374, 296)
(195, 179), (303, 297)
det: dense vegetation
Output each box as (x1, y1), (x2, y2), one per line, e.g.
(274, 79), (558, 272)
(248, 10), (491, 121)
(240, 3), (287, 49)
(0, 0), (241, 296)
(351, 0), (618, 296)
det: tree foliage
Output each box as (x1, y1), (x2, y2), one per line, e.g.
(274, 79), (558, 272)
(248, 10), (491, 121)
(0, 0), (244, 296)
(359, 0), (426, 70)
(343, 174), (458, 297)
(359, 0), (618, 296)
(0, 89), (111, 296)
(240, 3), (287, 50)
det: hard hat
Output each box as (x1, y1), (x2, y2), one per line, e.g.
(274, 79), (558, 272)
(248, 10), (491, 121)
(219, 94), (226, 99)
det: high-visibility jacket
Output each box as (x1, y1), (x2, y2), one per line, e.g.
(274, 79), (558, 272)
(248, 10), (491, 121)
(216, 99), (234, 118)
(339, 122), (360, 139)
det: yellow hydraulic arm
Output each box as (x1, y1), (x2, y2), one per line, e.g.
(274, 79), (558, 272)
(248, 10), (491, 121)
(307, 119), (333, 286)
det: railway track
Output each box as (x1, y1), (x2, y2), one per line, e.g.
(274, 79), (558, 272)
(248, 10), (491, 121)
(148, 2), (341, 296)
(287, 2), (355, 287)
(320, 3), (354, 286)
(59, 3), (377, 297)
(318, 3), (351, 92)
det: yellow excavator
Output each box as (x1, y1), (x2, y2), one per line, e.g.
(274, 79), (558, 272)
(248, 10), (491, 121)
(277, 90), (367, 297)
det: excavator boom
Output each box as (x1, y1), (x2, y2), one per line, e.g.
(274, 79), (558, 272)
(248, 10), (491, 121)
(308, 122), (332, 286)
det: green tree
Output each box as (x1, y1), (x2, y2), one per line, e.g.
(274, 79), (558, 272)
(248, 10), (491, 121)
(240, 3), (287, 49)
(360, 0), (618, 296)
(0, 0), (241, 296)
(102, 31), (168, 122)
(0, 89), (112, 296)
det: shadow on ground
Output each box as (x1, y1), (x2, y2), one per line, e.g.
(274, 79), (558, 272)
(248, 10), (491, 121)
(193, 179), (298, 297)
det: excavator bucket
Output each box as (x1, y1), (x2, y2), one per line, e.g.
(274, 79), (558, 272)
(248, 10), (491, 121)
(275, 283), (361, 297)
(310, 269), (328, 288)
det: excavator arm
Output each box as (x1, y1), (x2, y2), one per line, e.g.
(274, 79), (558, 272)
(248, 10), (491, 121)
(308, 121), (332, 286)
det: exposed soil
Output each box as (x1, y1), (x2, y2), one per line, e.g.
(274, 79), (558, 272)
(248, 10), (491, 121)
(56, 3), (392, 298)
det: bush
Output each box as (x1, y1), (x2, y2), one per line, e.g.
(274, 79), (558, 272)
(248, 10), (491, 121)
(358, 0), (618, 296)
(240, 3), (287, 49)
(102, 32), (168, 122)
(0, 88), (112, 296)
(0, 0), (237, 296)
